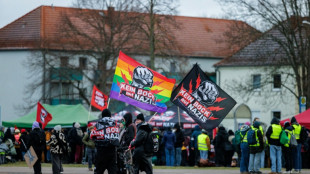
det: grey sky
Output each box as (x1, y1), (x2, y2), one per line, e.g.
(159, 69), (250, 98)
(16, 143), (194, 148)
(0, 0), (224, 28)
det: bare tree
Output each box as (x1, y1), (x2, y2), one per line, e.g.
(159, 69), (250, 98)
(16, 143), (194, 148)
(217, 0), (310, 108)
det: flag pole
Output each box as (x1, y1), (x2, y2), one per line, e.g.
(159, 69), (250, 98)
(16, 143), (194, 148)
(178, 107), (181, 126)
(107, 98), (111, 109)
(87, 104), (91, 121)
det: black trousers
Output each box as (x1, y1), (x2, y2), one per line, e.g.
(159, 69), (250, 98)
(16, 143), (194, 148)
(33, 150), (42, 174)
(283, 146), (293, 171)
(96, 147), (117, 174)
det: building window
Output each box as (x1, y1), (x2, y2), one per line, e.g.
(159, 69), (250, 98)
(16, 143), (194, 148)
(253, 74), (261, 90)
(170, 62), (176, 72)
(146, 60), (151, 67)
(60, 57), (69, 67)
(272, 111), (281, 120)
(79, 57), (87, 69)
(273, 74), (281, 89)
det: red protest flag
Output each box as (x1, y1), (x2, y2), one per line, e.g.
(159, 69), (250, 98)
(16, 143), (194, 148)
(91, 85), (108, 111)
(36, 102), (52, 129)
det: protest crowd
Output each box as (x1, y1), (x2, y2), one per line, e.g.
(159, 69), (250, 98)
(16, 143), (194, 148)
(0, 108), (310, 174)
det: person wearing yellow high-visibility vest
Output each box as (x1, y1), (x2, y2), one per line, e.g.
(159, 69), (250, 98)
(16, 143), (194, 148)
(239, 124), (250, 174)
(197, 129), (210, 161)
(283, 121), (294, 173)
(266, 117), (282, 174)
(248, 121), (264, 174)
(252, 117), (265, 169)
(291, 116), (302, 173)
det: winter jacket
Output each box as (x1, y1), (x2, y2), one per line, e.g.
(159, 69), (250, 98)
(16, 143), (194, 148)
(163, 130), (176, 150)
(214, 127), (228, 150)
(28, 128), (46, 154)
(130, 122), (152, 157)
(19, 132), (29, 152)
(120, 113), (136, 148)
(82, 133), (95, 149)
(190, 125), (202, 149)
(68, 127), (83, 146)
(266, 117), (281, 146)
(174, 124), (185, 148)
(46, 132), (67, 154)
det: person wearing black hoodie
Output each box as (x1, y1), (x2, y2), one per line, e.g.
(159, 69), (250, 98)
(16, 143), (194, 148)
(173, 123), (184, 166)
(118, 112), (136, 174)
(266, 117), (282, 174)
(130, 113), (153, 174)
(283, 121), (294, 173)
(291, 116), (302, 173)
(91, 109), (120, 174)
(214, 125), (228, 167)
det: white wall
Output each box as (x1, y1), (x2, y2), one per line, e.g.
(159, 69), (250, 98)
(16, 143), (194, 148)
(217, 66), (298, 131)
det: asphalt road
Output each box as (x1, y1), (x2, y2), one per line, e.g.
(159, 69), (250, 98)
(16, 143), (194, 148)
(1, 167), (310, 174)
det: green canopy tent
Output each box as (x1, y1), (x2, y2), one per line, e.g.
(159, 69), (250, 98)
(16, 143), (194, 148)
(2, 104), (97, 128)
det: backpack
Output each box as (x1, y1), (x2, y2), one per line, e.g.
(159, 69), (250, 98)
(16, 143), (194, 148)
(247, 129), (257, 145)
(288, 132), (298, 147)
(280, 130), (289, 145)
(233, 130), (242, 145)
(144, 132), (159, 155)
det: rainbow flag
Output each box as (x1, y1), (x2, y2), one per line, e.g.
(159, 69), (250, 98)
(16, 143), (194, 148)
(110, 51), (176, 113)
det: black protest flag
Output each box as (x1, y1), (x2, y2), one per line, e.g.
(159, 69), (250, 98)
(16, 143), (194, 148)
(170, 64), (236, 130)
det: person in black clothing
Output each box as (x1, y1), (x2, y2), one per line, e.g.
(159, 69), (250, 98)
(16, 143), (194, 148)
(174, 123), (184, 166)
(19, 129), (29, 161)
(152, 127), (163, 166)
(91, 109), (120, 174)
(130, 114), (153, 174)
(214, 125), (228, 167)
(28, 121), (46, 174)
(283, 121), (294, 173)
(118, 112), (136, 174)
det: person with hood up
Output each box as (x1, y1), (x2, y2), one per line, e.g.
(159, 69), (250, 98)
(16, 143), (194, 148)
(266, 117), (282, 174)
(118, 112), (136, 174)
(91, 109), (120, 174)
(173, 123), (184, 166)
(283, 121), (294, 173)
(162, 127), (176, 166)
(248, 121), (264, 174)
(28, 121), (46, 174)
(130, 113), (153, 174)
(46, 125), (66, 174)
(291, 116), (302, 173)
(190, 125), (201, 167)
(120, 113), (136, 148)
(214, 124), (228, 167)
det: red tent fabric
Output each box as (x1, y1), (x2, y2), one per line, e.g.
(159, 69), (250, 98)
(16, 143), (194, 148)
(280, 109), (310, 129)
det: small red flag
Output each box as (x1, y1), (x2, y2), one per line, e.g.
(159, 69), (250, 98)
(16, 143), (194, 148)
(91, 85), (108, 111)
(36, 102), (53, 129)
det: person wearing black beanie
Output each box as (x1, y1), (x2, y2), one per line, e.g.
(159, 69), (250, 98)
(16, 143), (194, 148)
(100, 109), (111, 118)
(291, 116), (303, 173)
(136, 113), (145, 122)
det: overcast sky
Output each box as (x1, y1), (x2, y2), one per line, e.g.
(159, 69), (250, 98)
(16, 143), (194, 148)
(0, 0), (225, 28)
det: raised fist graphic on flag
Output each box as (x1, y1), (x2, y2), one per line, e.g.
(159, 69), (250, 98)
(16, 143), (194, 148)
(192, 81), (219, 105)
(40, 108), (48, 123)
(131, 66), (154, 88)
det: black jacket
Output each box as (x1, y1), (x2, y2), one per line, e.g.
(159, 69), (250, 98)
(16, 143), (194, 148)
(120, 113), (136, 148)
(266, 117), (281, 146)
(130, 122), (152, 157)
(174, 124), (185, 148)
(19, 132), (29, 152)
(68, 127), (83, 145)
(28, 128), (46, 154)
(214, 127), (228, 150)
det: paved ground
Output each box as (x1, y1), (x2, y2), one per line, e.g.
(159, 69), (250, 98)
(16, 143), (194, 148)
(0, 167), (310, 174)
